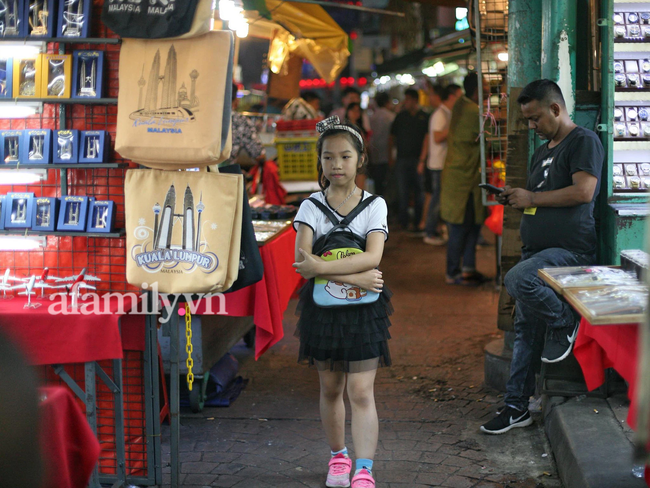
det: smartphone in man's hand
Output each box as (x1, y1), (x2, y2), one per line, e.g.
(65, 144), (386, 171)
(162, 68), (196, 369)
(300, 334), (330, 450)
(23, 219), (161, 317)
(479, 183), (505, 195)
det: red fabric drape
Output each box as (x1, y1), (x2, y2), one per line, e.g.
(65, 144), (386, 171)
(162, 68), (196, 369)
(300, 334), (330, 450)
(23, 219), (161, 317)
(191, 227), (303, 359)
(249, 161), (288, 205)
(40, 386), (101, 488)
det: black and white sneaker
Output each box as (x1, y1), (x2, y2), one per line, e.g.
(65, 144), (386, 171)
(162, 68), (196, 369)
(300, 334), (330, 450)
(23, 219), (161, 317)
(541, 320), (579, 364)
(480, 406), (533, 435)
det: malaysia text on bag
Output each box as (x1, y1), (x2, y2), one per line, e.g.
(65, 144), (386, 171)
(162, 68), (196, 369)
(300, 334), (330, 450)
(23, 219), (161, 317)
(115, 31), (234, 169)
(102, 0), (213, 39)
(125, 168), (243, 294)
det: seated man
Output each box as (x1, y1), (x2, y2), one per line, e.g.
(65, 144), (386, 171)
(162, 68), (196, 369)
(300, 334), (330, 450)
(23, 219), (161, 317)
(481, 79), (604, 435)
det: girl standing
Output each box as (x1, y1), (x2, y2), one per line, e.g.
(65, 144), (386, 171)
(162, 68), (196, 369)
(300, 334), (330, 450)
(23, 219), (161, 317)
(293, 116), (393, 488)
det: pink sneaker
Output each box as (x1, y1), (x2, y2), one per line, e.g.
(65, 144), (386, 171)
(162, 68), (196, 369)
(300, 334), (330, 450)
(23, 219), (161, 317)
(351, 469), (375, 488)
(326, 453), (351, 487)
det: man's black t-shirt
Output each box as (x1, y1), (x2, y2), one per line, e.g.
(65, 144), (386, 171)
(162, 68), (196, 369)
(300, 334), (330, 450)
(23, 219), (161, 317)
(520, 126), (604, 256)
(390, 109), (430, 159)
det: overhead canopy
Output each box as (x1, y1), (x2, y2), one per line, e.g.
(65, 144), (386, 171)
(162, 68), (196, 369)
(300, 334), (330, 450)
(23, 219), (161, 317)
(240, 0), (350, 83)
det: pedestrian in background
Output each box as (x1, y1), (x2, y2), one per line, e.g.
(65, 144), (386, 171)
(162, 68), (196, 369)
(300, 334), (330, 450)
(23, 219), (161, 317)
(440, 73), (488, 285)
(368, 92), (395, 197)
(389, 88), (430, 233)
(419, 84), (461, 245)
(330, 87), (371, 133)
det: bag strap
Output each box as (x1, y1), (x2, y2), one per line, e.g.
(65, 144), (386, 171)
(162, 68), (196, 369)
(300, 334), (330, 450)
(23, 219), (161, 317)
(307, 197), (339, 225)
(308, 193), (378, 227)
(340, 194), (378, 226)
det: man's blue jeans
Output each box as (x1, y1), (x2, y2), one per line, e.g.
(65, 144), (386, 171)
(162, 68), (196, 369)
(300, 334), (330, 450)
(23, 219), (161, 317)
(504, 247), (594, 410)
(396, 158), (424, 229)
(446, 196), (481, 278)
(424, 169), (442, 237)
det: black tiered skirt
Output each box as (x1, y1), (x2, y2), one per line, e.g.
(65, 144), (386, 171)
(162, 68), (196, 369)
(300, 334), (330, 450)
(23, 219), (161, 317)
(295, 280), (393, 373)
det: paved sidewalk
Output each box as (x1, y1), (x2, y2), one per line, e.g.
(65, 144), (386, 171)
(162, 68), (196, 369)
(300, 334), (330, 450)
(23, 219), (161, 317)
(161, 231), (562, 487)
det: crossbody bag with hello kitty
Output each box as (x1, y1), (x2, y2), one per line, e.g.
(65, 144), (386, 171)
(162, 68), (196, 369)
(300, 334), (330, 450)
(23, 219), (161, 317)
(307, 195), (381, 308)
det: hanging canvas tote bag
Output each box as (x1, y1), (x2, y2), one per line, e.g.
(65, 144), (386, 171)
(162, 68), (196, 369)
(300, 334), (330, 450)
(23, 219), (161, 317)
(102, 0), (213, 39)
(216, 164), (264, 293)
(115, 31), (234, 169)
(125, 168), (243, 294)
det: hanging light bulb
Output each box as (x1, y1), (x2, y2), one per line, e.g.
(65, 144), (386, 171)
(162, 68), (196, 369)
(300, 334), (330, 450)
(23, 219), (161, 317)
(218, 0), (235, 21)
(236, 22), (249, 38)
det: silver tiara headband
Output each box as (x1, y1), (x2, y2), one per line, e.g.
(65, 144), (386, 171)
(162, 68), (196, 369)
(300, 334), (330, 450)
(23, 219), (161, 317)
(316, 116), (364, 148)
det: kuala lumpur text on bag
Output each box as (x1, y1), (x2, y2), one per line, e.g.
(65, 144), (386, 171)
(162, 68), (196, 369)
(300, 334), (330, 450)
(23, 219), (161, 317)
(115, 31), (234, 169)
(125, 168), (243, 294)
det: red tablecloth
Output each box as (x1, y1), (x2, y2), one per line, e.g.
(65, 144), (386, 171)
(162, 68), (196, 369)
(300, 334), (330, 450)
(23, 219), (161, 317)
(0, 296), (144, 365)
(573, 318), (639, 427)
(573, 319), (650, 487)
(192, 227), (303, 359)
(40, 386), (100, 488)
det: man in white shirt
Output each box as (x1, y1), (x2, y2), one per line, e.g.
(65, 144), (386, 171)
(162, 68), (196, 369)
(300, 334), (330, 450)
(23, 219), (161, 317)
(368, 92), (395, 196)
(418, 84), (460, 245)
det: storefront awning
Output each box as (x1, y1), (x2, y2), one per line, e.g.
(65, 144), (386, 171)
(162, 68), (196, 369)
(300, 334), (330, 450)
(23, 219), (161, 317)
(241, 0), (350, 83)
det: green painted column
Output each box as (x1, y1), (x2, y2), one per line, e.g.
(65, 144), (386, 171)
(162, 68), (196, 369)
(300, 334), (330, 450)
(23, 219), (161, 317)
(508, 0), (543, 88)
(497, 0), (543, 334)
(541, 0), (578, 118)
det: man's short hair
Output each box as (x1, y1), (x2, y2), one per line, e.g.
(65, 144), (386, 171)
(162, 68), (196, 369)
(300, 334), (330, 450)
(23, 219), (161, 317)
(463, 73), (478, 99)
(447, 83), (461, 96)
(301, 91), (320, 103)
(431, 84), (446, 100)
(375, 91), (390, 108)
(342, 86), (361, 97)
(404, 88), (419, 101)
(517, 79), (566, 107)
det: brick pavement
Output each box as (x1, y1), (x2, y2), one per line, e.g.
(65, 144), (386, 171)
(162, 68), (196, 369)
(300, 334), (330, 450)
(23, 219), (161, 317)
(160, 231), (562, 487)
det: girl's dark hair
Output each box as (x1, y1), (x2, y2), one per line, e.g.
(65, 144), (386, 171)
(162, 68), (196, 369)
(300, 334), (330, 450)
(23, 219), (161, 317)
(316, 126), (368, 190)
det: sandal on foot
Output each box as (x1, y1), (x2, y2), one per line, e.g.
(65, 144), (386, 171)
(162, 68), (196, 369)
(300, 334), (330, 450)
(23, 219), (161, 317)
(326, 453), (351, 487)
(351, 469), (375, 488)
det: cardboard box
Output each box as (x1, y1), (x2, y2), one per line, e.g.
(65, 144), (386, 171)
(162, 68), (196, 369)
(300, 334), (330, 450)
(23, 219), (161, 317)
(23, 129), (52, 164)
(57, 195), (89, 231)
(53, 129), (79, 163)
(79, 130), (110, 163)
(24, 0), (56, 37)
(57, 0), (91, 38)
(87, 200), (115, 233)
(41, 54), (72, 99)
(0, 130), (25, 164)
(72, 50), (104, 99)
(4, 192), (35, 229)
(13, 56), (43, 98)
(1, 0), (27, 38)
(32, 197), (59, 232)
(0, 59), (13, 98)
